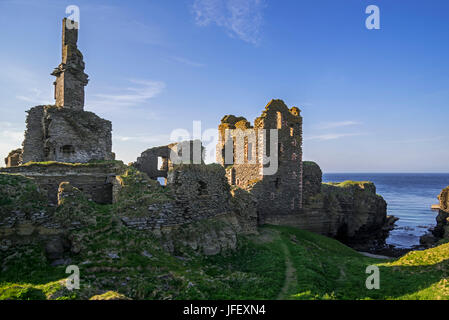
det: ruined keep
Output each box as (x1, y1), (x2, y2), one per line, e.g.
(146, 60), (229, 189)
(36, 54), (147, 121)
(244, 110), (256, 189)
(16, 18), (114, 165)
(1, 18), (116, 204)
(216, 99), (303, 223)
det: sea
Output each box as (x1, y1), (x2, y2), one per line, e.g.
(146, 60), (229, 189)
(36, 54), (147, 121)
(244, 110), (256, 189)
(322, 173), (449, 249)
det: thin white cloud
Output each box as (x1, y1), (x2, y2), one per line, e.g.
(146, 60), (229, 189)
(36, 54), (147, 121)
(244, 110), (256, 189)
(317, 121), (361, 130)
(88, 79), (166, 110)
(304, 133), (364, 141)
(192, 0), (265, 45)
(171, 56), (205, 67)
(16, 88), (53, 105)
(114, 134), (171, 144)
(0, 63), (53, 106)
(386, 136), (446, 144)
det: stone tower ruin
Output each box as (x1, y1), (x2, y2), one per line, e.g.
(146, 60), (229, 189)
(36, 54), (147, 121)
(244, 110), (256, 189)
(51, 18), (89, 111)
(9, 18), (114, 165)
(216, 99), (303, 223)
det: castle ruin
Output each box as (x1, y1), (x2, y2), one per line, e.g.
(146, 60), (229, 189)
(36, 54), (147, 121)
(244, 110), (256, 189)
(0, 18), (390, 251)
(6, 18), (114, 166)
(216, 100), (303, 224)
(1, 18), (116, 204)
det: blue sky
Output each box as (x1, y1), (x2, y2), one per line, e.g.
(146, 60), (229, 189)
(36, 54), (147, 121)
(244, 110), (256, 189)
(0, 0), (448, 172)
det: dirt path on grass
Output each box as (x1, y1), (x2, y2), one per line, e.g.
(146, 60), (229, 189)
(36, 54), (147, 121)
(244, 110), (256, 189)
(277, 243), (297, 300)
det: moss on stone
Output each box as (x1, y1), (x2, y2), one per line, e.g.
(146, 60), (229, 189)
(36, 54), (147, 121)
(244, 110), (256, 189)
(20, 160), (124, 168)
(89, 291), (131, 300)
(113, 166), (174, 217)
(0, 173), (48, 216)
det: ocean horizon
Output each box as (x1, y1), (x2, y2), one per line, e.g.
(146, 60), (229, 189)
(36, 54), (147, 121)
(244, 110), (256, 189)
(323, 172), (449, 249)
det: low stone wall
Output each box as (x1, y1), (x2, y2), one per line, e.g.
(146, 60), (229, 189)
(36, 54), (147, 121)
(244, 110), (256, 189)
(0, 162), (124, 204)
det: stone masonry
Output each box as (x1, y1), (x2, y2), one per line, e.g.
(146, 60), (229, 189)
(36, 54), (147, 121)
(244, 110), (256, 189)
(16, 18), (114, 165)
(216, 99), (303, 224)
(51, 18), (89, 110)
(0, 162), (124, 205)
(133, 140), (204, 182)
(4, 148), (22, 167)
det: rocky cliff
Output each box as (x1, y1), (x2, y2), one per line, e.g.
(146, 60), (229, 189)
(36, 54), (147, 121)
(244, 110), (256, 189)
(301, 161), (393, 249)
(421, 186), (449, 246)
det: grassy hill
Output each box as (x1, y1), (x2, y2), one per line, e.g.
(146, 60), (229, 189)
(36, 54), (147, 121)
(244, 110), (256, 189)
(1, 210), (449, 300)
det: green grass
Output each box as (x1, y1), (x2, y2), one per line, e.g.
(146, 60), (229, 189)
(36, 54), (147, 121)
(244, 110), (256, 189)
(2, 222), (449, 300)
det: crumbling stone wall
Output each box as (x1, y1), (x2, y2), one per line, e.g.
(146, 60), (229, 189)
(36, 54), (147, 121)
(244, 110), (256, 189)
(216, 99), (303, 223)
(0, 173), (65, 262)
(15, 18), (113, 165)
(117, 164), (257, 232)
(4, 148), (23, 167)
(0, 162), (123, 204)
(51, 18), (88, 111)
(121, 164), (233, 230)
(302, 161), (322, 206)
(21, 105), (113, 164)
(117, 163), (257, 254)
(21, 106), (46, 163)
(132, 140), (204, 181)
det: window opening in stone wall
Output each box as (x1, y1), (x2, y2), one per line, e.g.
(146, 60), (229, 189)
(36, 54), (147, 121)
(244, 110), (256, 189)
(61, 145), (75, 155)
(230, 168), (236, 185)
(247, 142), (253, 161)
(275, 178), (280, 189)
(157, 177), (166, 186)
(277, 111), (282, 129)
(157, 157), (164, 170)
(198, 180), (207, 195)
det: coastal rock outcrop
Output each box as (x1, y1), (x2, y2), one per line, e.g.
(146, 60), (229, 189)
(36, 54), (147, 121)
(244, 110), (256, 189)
(300, 161), (391, 249)
(422, 186), (449, 245)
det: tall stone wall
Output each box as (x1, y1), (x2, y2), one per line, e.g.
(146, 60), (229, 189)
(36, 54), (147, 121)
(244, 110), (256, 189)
(216, 99), (303, 223)
(51, 18), (88, 111)
(22, 106), (46, 163)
